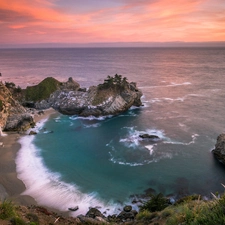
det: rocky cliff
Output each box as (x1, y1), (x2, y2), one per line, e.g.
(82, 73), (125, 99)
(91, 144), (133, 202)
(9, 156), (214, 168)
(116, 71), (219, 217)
(35, 75), (143, 116)
(0, 82), (34, 132)
(212, 134), (225, 165)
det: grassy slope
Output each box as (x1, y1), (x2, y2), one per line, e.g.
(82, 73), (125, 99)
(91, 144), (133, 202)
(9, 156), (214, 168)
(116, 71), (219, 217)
(25, 77), (61, 102)
(1, 193), (225, 225)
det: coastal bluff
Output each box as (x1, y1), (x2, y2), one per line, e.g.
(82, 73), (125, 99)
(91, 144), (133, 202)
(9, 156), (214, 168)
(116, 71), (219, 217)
(0, 82), (34, 132)
(22, 74), (143, 117)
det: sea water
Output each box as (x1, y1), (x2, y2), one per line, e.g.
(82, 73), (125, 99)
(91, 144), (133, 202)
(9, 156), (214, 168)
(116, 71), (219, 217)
(1, 47), (225, 215)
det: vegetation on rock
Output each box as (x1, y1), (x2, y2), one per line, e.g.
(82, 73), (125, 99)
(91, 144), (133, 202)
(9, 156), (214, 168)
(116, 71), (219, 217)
(25, 77), (62, 102)
(98, 74), (128, 91)
(0, 200), (17, 220)
(92, 74), (129, 106)
(140, 193), (169, 212)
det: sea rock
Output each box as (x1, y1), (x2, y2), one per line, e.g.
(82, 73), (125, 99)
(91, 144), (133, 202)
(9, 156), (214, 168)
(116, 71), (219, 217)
(212, 134), (225, 165)
(20, 75), (142, 117)
(139, 134), (160, 139)
(50, 75), (143, 117)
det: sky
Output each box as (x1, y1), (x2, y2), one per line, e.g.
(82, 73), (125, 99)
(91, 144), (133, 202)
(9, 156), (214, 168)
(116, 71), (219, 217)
(0, 0), (225, 46)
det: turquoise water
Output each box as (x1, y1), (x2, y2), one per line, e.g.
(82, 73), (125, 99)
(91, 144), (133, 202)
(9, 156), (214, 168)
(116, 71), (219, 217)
(3, 47), (225, 215)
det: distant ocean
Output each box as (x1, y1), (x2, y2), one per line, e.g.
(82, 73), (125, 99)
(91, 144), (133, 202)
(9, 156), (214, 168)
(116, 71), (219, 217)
(1, 47), (225, 216)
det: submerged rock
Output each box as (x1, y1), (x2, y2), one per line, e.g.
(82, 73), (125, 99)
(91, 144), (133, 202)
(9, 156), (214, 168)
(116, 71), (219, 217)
(212, 134), (225, 165)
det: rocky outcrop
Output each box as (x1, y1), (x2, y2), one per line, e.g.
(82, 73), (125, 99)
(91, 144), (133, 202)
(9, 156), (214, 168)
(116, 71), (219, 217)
(78, 205), (137, 224)
(36, 75), (143, 117)
(0, 82), (34, 132)
(212, 134), (225, 165)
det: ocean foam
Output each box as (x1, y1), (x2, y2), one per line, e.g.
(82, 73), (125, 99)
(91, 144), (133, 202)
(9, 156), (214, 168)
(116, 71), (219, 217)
(119, 127), (165, 149)
(69, 115), (112, 121)
(107, 127), (172, 166)
(16, 121), (119, 216)
(145, 145), (155, 155)
(163, 134), (199, 146)
(139, 82), (191, 89)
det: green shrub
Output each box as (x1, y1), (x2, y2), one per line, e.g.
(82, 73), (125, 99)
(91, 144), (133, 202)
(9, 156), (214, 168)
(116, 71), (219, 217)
(29, 222), (39, 225)
(25, 77), (61, 102)
(0, 200), (17, 219)
(5, 82), (16, 89)
(175, 195), (200, 205)
(26, 213), (39, 225)
(10, 217), (26, 225)
(140, 193), (169, 212)
(189, 198), (225, 225)
(98, 74), (128, 91)
(161, 208), (173, 218)
(136, 210), (154, 221)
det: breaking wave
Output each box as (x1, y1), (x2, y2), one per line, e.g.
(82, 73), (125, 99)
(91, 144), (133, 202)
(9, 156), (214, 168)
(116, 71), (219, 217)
(15, 119), (120, 217)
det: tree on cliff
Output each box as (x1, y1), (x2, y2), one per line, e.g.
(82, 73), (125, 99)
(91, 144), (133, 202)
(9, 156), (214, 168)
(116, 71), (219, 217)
(99, 74), (128, 90)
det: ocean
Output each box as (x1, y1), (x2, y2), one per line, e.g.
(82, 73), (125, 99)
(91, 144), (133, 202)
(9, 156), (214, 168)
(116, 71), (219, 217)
(1, 47), (225, 216)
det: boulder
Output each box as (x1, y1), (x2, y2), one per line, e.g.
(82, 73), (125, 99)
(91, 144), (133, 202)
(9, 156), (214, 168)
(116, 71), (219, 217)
(123, 205), (132, 212)
(117, 208), (138, 222)
(29, 130), (37, 135)
(212, 134), (225, 165)
(86, 208), (104, 219)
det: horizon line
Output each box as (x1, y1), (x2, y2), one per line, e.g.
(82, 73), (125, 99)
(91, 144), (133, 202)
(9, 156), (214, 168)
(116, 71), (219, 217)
(1, 41), (225, 49)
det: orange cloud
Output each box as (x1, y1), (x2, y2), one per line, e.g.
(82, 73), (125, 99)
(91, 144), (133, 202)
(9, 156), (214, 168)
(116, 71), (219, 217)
(0, 0), (225, 44)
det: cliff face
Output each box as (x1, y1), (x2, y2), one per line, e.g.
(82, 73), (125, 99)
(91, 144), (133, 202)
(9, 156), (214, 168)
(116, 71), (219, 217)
(0, 82), (34, 132)
(39, 75), (143, 117)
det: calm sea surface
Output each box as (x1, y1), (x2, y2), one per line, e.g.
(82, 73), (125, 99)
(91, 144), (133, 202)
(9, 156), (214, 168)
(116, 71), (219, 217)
(1, 47), (225, 215)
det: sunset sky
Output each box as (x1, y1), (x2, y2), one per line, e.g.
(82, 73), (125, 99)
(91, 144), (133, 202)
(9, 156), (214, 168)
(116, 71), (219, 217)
(1, 0), (225, 46)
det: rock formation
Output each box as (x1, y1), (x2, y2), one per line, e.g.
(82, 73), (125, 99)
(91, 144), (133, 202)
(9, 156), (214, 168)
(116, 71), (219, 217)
(34, 75), (143, 117)
(0, 82), (34, 132)
(212, 134), (225, 165)
(0, 75), (142, 131)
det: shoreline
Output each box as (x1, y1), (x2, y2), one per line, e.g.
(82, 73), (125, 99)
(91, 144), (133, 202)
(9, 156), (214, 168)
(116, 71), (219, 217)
(0, 108), (61, 210)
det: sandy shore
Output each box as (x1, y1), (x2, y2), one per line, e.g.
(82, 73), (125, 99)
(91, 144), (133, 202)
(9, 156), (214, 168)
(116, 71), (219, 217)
(0, 108), (58, 206)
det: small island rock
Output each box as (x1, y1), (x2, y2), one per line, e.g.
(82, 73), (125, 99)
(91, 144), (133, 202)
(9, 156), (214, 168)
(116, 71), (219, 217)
(212, 134), (225, 165)
(28, 74), (143, 117)
(139, 134), (160, 139)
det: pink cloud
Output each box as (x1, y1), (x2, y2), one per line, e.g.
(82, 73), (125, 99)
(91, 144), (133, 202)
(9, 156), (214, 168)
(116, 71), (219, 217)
(0, 0), (225, 44)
